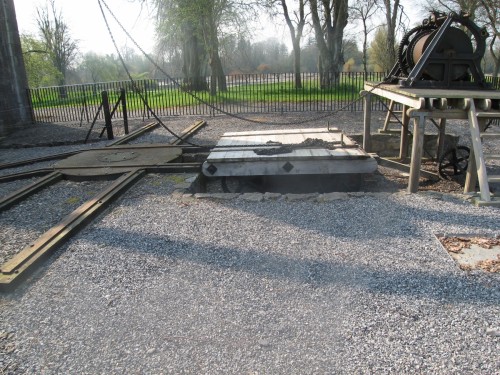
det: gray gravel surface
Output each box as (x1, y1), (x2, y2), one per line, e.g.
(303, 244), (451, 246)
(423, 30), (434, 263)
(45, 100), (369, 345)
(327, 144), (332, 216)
(1, 112), (499, 374)
(0, 180), (111, 265)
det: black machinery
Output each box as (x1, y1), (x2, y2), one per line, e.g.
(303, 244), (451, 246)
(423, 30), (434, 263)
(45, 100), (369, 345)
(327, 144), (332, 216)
(388, 11), (490, 89)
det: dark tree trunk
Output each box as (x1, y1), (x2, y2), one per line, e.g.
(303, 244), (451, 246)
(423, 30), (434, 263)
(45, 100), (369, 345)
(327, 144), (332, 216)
(282, 0), (305, 89)
(310, 0), (348, 88)
(182, 25), (208, 92)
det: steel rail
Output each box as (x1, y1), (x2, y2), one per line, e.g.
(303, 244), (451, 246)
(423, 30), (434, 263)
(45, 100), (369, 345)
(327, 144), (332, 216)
(0, 172), (63, 212)
(0, 151), (83, 171)
(0, 169), (54, 183)
(170, 120), (207, 145)
(107, 121), (159, 146)
(0, 168), (146, 289)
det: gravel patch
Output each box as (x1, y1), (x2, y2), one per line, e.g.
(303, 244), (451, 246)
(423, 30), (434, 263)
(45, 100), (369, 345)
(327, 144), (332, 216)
(0, 179), (110, 265)
(0, 112), (499, 374)
(1, 173), (499, 374)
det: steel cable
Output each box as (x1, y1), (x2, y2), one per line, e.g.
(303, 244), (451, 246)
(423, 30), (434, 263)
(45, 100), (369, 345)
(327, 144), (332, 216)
(97, 0), (390, 130)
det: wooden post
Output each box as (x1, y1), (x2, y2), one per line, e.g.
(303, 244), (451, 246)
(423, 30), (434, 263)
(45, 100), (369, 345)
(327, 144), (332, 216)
(121, 88), (129, 135)
(464, 148), (477, 194)
(408, 111), (427, 193)
(101, 91), (114, 140)
(362, 91), (372, 152)
(467, 99), (490, 202)
(436, 118), (446, 160)
(399, 105), (410, 160)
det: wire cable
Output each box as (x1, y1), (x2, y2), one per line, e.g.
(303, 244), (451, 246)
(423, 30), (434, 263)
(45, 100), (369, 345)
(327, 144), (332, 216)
(97, 0), (390, 128)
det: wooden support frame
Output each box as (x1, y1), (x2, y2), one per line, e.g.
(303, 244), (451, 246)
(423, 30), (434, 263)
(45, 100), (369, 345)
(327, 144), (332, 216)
(363, 82), (500, 195)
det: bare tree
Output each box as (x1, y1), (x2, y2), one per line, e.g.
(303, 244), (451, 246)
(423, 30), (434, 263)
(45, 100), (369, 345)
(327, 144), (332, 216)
(426, 0), (500, 78)
(349, 0), (379, 76)
(309, 0), (349, 88)
(380, 0), (401, 72)
(268, 0), (308, 88)
(425, 0), (479, 20)
(479, 0), (500, 77)
(36, 0), (78, 94)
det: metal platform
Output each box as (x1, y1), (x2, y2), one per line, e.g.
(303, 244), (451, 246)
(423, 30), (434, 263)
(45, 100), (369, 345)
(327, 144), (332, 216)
(54, 145), (183, 176)
(202, 128), (378, 177)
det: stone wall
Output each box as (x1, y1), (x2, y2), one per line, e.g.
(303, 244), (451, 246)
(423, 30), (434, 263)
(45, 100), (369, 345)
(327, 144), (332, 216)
(351, 133), (459, 158)
(0, 0), (32, 138)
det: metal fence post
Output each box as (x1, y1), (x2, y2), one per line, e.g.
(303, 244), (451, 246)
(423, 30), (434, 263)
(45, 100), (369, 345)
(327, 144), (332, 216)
(101, 90), (114, 140)
(121, 88), (129, 134)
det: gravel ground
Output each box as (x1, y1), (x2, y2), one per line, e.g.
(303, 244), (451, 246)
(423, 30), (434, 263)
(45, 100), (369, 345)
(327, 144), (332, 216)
(1, 112), (500, 374)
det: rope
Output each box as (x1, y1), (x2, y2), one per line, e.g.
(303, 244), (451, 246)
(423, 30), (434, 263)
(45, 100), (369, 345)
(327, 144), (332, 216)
(97, 0), (204, 147)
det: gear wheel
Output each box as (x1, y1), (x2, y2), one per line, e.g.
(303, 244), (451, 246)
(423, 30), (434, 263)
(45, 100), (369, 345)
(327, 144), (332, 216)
(397, 25), (437, 76)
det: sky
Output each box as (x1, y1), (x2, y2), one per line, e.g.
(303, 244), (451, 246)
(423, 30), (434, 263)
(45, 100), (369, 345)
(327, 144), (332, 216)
(13, 0), (422, 57)
(13, 0), (158, 55)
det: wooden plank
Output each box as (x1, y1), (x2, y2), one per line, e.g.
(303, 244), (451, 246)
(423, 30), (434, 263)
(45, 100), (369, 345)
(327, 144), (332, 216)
(467, 100), (491, 202)
(365, 82), (500, 100)
(206, 149), (367, 163)
(203, 158), (378, 177)
(408, 113), (426, 193)
(222, 128), (339, 137)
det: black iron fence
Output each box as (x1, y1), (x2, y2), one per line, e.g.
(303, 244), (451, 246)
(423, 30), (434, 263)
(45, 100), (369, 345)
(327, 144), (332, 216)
(27, 72), (389, 123)
(27, 72), (500, 124)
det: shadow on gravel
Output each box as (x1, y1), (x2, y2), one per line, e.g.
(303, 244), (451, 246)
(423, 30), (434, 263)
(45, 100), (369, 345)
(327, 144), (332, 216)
(82, 226), (499, 305)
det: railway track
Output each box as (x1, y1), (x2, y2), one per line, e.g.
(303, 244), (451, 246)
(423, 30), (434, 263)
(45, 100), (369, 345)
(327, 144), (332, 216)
(0, 120), (208, 290)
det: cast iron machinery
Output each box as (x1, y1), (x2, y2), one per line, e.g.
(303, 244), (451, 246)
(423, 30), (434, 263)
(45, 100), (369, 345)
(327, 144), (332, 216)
(387, 11), (490, 89)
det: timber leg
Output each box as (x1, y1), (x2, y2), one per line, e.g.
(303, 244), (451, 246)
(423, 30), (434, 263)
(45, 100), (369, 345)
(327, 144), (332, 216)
(408, 113), (426, 193)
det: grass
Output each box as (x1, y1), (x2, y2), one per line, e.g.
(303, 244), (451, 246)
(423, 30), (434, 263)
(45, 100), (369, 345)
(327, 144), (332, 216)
(29, 75), (367, 112)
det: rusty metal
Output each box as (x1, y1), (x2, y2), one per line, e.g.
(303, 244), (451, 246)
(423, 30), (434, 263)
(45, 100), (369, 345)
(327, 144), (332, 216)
(107, 121), (158, 146)
(0, 169), (55, 183)
(171, 120), (207, 145)
(388, 11), (489, 89)
(0, 119), (210, 289)
(0, 151), (83, 171)
(0, 171), (63, 211)
(0, 168), (146, 289)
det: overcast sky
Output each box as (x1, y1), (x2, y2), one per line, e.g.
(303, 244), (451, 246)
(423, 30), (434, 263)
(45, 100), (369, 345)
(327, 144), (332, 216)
(13, 0), (422, 56)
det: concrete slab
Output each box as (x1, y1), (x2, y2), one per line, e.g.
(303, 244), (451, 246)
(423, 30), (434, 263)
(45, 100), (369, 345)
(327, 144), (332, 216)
(435, 234), (500, 272)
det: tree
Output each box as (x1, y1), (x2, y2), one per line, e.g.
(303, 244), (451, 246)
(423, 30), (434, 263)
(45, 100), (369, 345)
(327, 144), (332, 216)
(380, 0), (401, 72)
(368, 26), (396, 73)
(349, 0), (379, 76)
(479, 0), (500, 77)
(78, 52), (123, 83)
(425, 0), (479, 20)
(427, 0), (500, 78)
(267, 0), (307, 88)
(36, 0), (78, 95)
(151, 0), (253, 94)
(21, 34), (62, 87)
(309, 0), (349, 88)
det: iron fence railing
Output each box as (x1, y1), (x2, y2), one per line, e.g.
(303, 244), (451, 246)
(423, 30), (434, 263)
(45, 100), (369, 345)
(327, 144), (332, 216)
(27, 72), (500, 124)
(27, 72), (390, 123)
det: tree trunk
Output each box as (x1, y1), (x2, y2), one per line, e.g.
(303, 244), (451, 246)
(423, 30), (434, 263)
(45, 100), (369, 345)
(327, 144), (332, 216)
(182, 25), (207, 92)
(309, 0), (348, 88)
(282, 0), (305, 89)
(292, 40), (302, 89)
(383, 0), (400, 71)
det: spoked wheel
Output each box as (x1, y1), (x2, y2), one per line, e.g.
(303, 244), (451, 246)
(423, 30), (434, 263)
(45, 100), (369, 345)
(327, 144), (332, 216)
(438, 146), (470, 179)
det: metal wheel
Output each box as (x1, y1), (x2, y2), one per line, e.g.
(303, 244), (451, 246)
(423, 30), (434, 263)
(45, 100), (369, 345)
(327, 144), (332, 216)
(438, 146), (470, 179)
